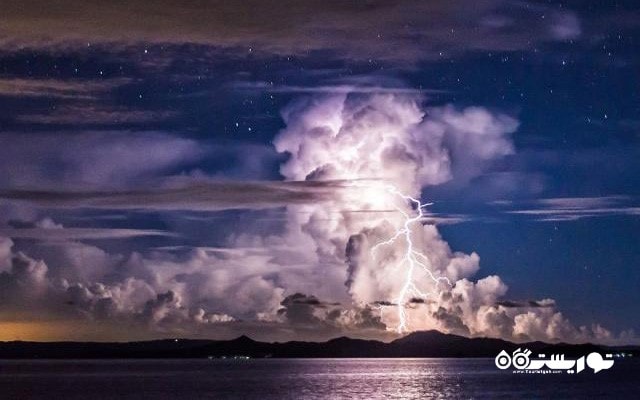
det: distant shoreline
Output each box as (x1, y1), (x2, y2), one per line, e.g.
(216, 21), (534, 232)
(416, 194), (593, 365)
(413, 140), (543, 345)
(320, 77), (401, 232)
(1, 330), (637, 359)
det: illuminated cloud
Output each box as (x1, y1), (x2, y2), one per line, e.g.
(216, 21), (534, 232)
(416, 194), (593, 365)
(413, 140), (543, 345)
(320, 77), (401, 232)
(0, 92), (629, 344)
(271, 92), (615, 343)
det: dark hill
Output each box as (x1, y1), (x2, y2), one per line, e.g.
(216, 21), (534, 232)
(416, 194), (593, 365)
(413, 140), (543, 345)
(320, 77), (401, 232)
(0, 330), (636, 359)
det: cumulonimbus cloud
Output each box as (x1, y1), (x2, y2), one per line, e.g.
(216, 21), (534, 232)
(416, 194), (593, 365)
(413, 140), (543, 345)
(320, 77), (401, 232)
(0, 92), (629, 344)
(270, 92), (616, 343)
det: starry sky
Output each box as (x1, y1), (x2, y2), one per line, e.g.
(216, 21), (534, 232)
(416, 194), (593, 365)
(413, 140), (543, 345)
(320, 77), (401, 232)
(0, 0), (638, 343)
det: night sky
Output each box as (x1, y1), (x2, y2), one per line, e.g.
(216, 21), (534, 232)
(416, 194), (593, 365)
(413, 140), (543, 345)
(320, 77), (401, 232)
(0, 1), (638, 343)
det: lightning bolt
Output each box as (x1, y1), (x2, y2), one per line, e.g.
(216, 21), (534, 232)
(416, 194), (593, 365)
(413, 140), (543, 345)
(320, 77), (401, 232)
(367, 184), (452, 333)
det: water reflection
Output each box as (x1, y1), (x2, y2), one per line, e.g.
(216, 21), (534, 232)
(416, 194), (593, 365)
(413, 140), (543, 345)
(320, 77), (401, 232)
(0, 358), (636, 399)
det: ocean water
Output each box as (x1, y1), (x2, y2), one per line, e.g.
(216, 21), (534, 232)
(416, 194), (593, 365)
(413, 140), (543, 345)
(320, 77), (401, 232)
(0, 358), (637, 399)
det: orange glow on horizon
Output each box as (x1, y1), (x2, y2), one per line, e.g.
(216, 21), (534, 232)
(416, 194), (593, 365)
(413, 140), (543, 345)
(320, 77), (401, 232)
(0, 320), (165, 342)
(0, 321), (77, 341)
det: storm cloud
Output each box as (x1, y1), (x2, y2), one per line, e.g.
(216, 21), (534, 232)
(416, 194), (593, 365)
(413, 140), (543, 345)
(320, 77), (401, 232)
(0, 92), (628, 344)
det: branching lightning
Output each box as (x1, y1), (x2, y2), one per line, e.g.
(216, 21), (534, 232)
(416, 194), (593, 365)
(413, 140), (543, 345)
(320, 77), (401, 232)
(368, 184), (452, 333)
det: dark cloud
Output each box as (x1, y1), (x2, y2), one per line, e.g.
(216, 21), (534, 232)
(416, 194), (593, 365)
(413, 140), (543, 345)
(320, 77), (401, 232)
(232, 81), (444, 95)
(16, 105), (178, 126)
(140, 290), (183, 325)
(279, 293), (325, 325)
(0, 1), (585, 62)
(281, 292), (337, 307)
(496, 299), (555, 308)
(0, 77), (130, 99)
(345, 233), (366, 291)
(0, 179), (345, 211)
(278, 292), (386, 332)
(432, 306), (470, 336)
(0, 227), (175, 241)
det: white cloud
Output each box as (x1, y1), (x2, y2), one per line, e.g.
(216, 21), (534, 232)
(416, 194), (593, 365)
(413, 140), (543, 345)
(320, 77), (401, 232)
(270, 93), (616, 343)
(502, 196), (640, 221)
(0, 92), (629, 344)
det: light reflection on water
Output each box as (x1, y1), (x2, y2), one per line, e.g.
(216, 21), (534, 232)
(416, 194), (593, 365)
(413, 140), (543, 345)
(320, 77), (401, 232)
(0, 358), (637, 399)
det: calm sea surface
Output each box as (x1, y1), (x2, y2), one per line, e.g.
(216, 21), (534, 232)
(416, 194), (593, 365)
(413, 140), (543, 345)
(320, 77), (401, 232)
(0, 358), (637, 399)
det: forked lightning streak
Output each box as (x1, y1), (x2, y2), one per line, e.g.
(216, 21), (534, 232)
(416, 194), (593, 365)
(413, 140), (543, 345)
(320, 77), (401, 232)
(368, 184), (452, 333)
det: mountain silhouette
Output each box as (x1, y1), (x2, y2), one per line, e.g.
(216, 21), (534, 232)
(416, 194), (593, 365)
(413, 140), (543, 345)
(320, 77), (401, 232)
(0, 330), (636, 359)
